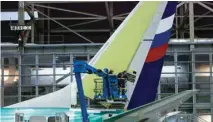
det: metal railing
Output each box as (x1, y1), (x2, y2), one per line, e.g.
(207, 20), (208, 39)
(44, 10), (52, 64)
(1, 35), (65, 44)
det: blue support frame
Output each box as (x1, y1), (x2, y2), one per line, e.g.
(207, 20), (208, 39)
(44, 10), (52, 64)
(74, 73), (89, 122)
(73, 59), (127, 121)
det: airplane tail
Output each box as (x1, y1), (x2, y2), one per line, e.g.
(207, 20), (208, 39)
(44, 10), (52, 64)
(6, 1), (176, 108)
(82, 1), (166, 100)
(126, 1), (178, 110)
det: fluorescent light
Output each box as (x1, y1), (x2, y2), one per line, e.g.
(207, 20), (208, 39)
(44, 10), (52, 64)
(1, 11), (38, 21)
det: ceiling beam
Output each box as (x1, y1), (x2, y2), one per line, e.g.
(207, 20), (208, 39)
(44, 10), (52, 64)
(53, 19), (106, 30)
(25, 1), (99, 4)
(35, 17), (106, 20)
(197, 2), (213, 13)
(105, 2), (114, 31)
(177, 2), (186, 8)
(29, 3), (105, 17)
(50, 29), (110, 33)
(114, 12), (129, 17)
(27, 4), (94, 43)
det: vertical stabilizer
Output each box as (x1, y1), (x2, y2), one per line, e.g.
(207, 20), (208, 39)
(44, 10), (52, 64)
(127, 1), (178, 110)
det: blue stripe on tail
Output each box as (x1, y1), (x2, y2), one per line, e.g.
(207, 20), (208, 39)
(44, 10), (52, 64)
(127, 1), (178, 110)
(162, 1), (178, 19)
(127, 57), (164, 110)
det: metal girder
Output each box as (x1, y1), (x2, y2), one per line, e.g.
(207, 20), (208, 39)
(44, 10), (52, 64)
(53, 19), (106, 30)
(31, 5), (35, 43)
(23, 24), (31, 42)
(184, 11), (212, 28)
(18, 1), (34, 47)
(50, 29), (110, 33)
(192, 11), (212, 20)
(175, 2), (189, 34)
(112, 17), (125, 20)
(114, 12), (129, 17)
(25, 1), (98, 3)
(196, 23), (213, 28)
(203, 1), (213, 6)
(197, 2), (213, 13)
(25, 1), (75, 3)
(29, 3), (105, 17)
(23, 5), (36, 43)
(26, 4), (94, 43)
(175, 9), (179, 38)
(48, 4), (50, 44)
(105, 2), (114, 31)
(176, 15), (213, 17)
(1, 58), (4, 107)
(109, 2), (114, 34)
(189, 2), (194, 42)
(35, 17), (106, 20)
(114, 15), (213, 21)
(112, 2), (185, 20)
(172, 27), (213, 31)
(18, 1), (25, 25)
(194, 28), (213, 30)
(177, 2), (186, 8)
(114, 2), (185, 18)
(18, 56), (22, 102)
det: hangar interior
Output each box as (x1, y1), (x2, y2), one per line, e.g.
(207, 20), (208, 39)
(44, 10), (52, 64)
(1, 1), (213, 122)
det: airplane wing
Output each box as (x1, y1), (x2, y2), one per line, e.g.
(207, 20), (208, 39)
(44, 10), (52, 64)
(103, 90), (198, 122)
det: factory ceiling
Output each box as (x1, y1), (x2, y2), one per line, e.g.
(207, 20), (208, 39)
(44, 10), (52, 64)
(1, 1), (213, 44)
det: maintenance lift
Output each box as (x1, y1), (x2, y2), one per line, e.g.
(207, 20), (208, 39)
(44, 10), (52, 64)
(73, 60), (127, 122)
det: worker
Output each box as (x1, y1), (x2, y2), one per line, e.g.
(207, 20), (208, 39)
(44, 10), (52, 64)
(122, 70), (127, 78)
(109, 69), (114, 74)
(117, 71), (127, 96)
(122, 71), (128, 94)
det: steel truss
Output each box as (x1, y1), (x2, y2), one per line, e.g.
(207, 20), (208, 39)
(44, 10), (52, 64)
(20, 1), (213, 44)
